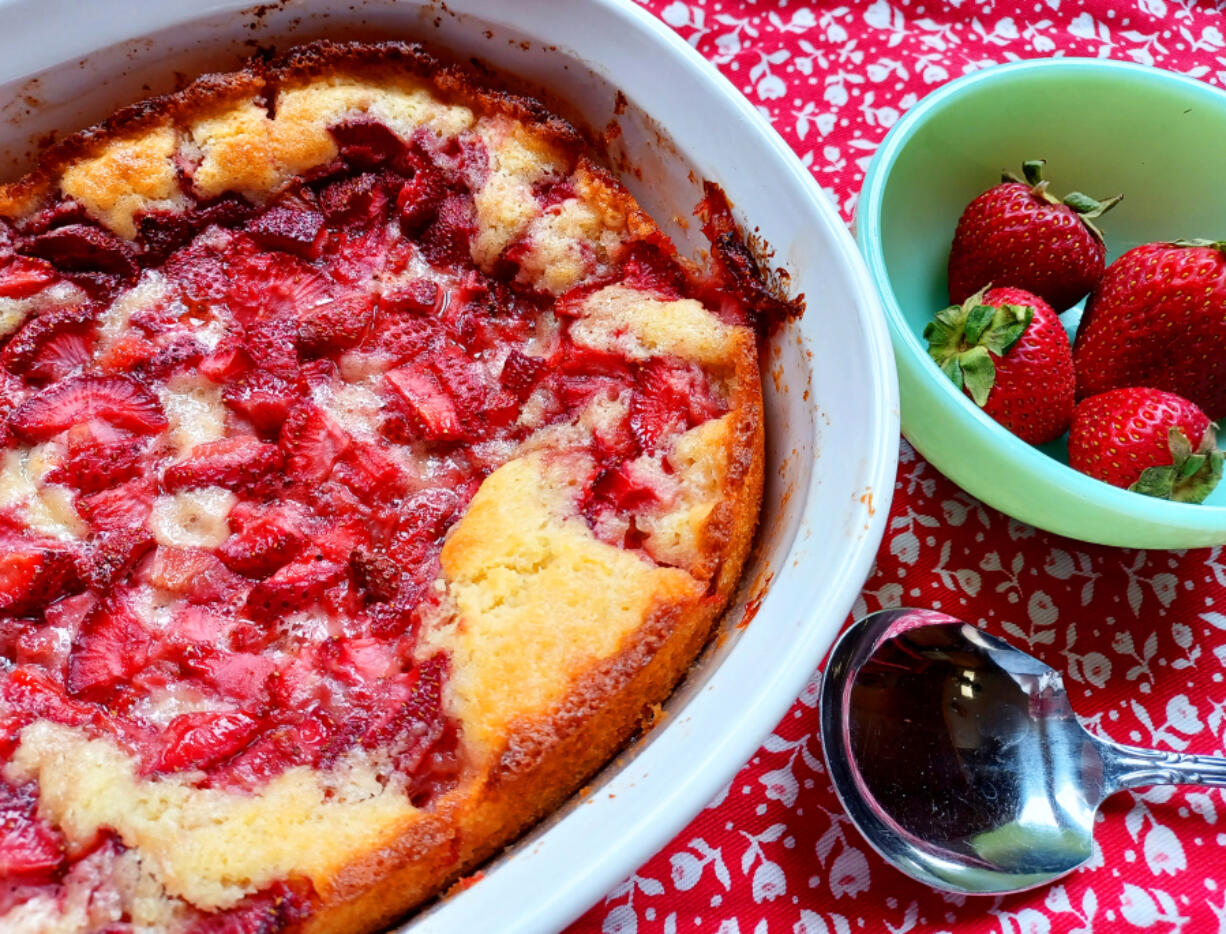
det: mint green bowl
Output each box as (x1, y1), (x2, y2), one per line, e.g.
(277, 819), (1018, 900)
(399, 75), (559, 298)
(858, 58), (1226, 548)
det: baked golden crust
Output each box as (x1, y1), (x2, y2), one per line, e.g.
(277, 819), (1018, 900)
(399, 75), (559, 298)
(0, 40), (778, 934)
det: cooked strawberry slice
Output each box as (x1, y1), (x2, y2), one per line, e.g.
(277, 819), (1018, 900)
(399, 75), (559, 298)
(419, 192), (476, 265)
(350, 547), (402, 603)
(318, 172), (391, 227)
(334, 441), (404, 501)
(194, 652), (275, 707)
(143, 546), (227, 594)
(0, 781), (65, 878)
(74, 527), (154, 591)
(24, 223), (139, 280)
(397, 163), (445, 232)
(162, 436), (282, 493)
(296, 293), (375, 355)
(9, 375), (167, 441)
(25, 329), (94, 382)
(280, 403), (350, 481)
(0, 546), (76, 613)
(67, 599), (151, 695)
(0, 256), (58, 299)
(223, 370), (296, 434)
(382, 278), (440, 316)
(3, 666), (97, 731)
(217, 507), (305, 578)
(247, 205), (326, 260)
(245, 554), (346, 615)
(357, 314), (430, 368)
(330, 118), (410, 170)
(185, 882), (313, 934)
(95, 333), (157, 374)
(145, 711), (259, 775)
(76, 478), (154, 532)
(629, 360), (714, 453)
(384, 366), (464, 441)
(499, 349), (547, 400)
(199, 344), (252, 383)
(206, 718), (330, 792)
(2, 303), (95, 376)
(363, 655), (449, 779)
(136, 335), (206, 381)
(241, 316), (299, 380)
(225, 250), (332, 325)
(44, 438), (144, 494)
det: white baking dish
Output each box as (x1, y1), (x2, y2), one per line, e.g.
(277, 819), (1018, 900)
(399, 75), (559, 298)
(0, 1), (898, 930)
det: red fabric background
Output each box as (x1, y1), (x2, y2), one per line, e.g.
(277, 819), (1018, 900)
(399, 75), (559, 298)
(566, 2), (1226, 932)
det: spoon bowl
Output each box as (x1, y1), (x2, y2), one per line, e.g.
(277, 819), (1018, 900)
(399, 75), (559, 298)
(819, 608), (1226, 895)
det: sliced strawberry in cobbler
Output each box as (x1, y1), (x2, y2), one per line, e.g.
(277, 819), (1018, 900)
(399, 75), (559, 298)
(0, 40), (797, 934)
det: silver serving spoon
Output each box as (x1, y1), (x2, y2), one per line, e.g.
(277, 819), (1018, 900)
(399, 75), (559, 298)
(819, 607), (1226, 895)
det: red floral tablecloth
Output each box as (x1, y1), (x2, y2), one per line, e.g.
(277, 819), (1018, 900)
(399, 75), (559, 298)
(567, 2), (1226, 932)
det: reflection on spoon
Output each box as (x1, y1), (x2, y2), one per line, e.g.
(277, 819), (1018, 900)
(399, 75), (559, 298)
(819, 608), (1226, 895)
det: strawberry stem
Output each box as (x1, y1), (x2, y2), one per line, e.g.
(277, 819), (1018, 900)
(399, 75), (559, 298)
(1128, 425), (1224, 504)
(924, 288), (1034, 408)
(1001, 160), (1121, 243)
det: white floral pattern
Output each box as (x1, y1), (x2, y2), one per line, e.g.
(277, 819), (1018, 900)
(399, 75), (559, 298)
(570, 2), (1226, 932)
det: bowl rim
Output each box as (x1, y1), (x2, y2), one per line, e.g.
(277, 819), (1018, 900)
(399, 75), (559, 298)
(857, 56), (1226, 538)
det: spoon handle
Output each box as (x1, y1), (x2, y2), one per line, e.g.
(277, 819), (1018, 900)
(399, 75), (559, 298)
(1102, 743), (1226, 793)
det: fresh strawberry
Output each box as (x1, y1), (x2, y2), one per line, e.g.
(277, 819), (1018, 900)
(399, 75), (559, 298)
(145, 711), (259, 775)
(1068, 387), (1222, 501)
(948, 160), (1121, 311)
(223, 370), (296, 434)
(162, 436), (282, 493)
(9, 375), (167, 441)
(0, 781), (65, 877)
(1072, 240), (1226, 419)
(925, 286), (1075, 444)
(66, 599), (150, 695)
(44, 438), (144, 494)
(280, 403), (350, 481)
(0, 256), (58, 299)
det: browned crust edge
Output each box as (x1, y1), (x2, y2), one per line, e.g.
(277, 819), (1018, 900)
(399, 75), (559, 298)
(305, 335), (765, 934)
(0, 39), (586, 221)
